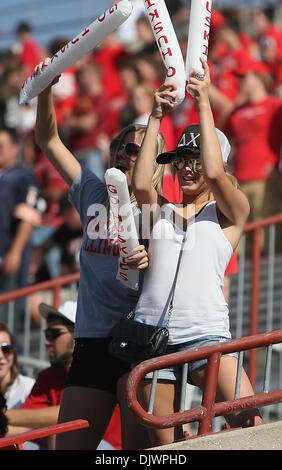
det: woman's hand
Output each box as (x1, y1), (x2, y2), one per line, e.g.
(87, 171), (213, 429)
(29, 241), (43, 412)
(126, 245), (149, 271)
(34, 57), (61, 86)
(151, 82), (177, 121)
(186, 57), (210, 107)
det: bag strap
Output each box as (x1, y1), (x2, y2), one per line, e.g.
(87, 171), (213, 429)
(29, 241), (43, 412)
(165, 232), (187, 328)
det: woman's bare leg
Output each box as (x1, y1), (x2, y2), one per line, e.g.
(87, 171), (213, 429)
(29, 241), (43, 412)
(56, 386), (116, 450)
(117, 373), (152, 450)
(137, 379), (184, 448)
(190, 356), (264, 428)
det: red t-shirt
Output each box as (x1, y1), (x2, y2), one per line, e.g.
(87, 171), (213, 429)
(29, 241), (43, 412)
(20, 367), (122, 449)
(224, 95), (282, 181)
(102, 404), (122, 450)
(20, 38), (42, 79)
(20, 366), (66, 409)
(92, 44), (127, 100)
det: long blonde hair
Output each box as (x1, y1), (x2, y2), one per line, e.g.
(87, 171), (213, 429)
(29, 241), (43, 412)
(223, 163), (239, 188)
(110, 124), (166, 205)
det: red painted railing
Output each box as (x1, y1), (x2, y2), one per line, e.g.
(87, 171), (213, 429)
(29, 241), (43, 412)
(0, 419), (88, 450)
(126, 330), (282, 438)
(244, 213), (282, 388)
(0, 214), (280, 387)
(0, 272), (80, 309)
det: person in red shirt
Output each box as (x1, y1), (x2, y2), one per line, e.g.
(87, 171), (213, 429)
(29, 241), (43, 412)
(224, 58), (282, 226)
(5, 301), (76, 441)
(252, 7), (282, 59)
(211, 21), (255, 103)
(15, 22), (42, 80)
(64, 61), (110, 181)
(5, 301), (123, 450)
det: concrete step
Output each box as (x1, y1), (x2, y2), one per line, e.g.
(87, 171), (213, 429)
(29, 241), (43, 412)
(149, 420), (282, 450)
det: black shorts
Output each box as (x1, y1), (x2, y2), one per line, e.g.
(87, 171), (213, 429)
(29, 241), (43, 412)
(65, 338), (131, 395)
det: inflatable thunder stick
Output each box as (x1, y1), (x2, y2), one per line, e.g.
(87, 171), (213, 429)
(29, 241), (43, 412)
(19, 1), (133, 105)
(105, 168), (140, 291)
(143, 0), (186, 106)
(186, 0), (213, 93)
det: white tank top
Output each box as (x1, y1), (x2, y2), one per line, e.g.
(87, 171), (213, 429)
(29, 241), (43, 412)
(134, 201), (234, 344)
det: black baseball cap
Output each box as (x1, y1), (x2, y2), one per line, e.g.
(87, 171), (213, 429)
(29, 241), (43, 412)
(156, 125), (201, 164)
(156, 124), (230, 164)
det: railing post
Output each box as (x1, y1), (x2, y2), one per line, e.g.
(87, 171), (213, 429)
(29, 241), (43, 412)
(198, 352), (221, 435)
(249, 227), (261, 390)
(53, 285), (61, 309)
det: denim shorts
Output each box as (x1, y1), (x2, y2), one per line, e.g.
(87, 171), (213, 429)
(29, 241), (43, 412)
(143, 335), (238, 385)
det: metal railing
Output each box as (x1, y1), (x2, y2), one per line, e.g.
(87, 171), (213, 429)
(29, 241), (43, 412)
(0, 419), (88, 450)
(0, 272), (79, 376)
(0, 214), (281, 385)
(226, 213), (282, 396)
(126, 330), (282, 438)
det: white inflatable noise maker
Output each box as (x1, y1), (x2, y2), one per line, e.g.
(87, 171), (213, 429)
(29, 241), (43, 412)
(19, 1), (133, 105)
(143, 0), (186, 106)
(186, 0), (213, 93)
(105, 168), (140, 291)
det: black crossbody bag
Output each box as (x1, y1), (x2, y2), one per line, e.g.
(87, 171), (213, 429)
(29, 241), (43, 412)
(108, 233), (187, 364)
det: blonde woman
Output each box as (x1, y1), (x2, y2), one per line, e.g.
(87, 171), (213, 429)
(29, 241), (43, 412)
(131, 58), (263, 447)
(34, 58), (166, 450)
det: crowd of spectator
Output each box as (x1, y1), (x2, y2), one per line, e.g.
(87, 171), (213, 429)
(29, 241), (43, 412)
(0, 2), (280, 306)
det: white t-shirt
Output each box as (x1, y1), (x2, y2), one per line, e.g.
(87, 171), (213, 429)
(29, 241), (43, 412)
(5, 374), (35, 409)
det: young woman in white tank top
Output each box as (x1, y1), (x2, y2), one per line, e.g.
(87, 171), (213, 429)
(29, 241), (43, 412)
(131, 58), (263, 447)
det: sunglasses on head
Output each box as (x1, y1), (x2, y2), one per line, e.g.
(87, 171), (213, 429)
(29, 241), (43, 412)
(118, 142), (141, 157)
(171, 157), (203, 173)
(44, 328), (69, 341)
(0, 342), (14, 355)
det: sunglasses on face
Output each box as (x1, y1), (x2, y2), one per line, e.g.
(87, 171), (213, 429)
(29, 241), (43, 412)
(44, 328), (69, 341)
(0, 342), (14, 355)
(172, 157), (203, 173)
(118, 142), (141, 157)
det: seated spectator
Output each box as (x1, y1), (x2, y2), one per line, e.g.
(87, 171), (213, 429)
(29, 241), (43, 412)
(0, 322), (35, 409)
(5, 301), (77, 449)
(5, 301), (121, 450)
(15, 22), (43, 80)
(252, 7), (282, 59)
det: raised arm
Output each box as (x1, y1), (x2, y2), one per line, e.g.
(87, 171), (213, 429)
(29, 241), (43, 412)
(34, 59), (81, 186)
(131, 83), (176, 208)
(187, 59), (250, 231)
